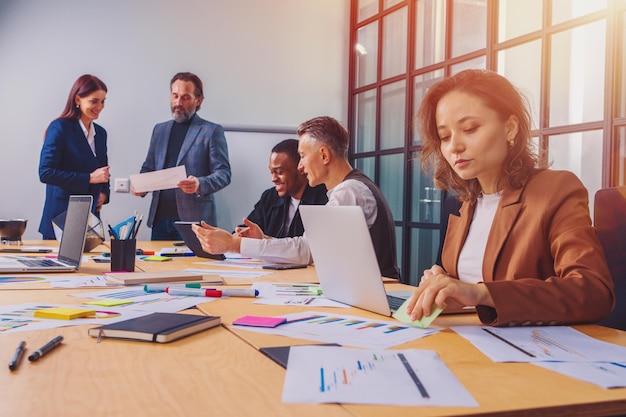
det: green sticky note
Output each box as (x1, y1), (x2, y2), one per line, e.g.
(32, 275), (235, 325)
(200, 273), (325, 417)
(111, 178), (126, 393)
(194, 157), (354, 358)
(392, 298), (445, 328)
(84, 299), (134, 307)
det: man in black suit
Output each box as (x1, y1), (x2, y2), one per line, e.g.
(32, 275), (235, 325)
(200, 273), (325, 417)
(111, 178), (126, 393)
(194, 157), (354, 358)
(236, 139), (327, 238)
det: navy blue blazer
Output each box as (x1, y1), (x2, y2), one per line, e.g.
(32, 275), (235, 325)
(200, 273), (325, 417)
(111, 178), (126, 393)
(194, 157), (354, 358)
(38, 118), (110, 239)
(140, 113), (231, 227)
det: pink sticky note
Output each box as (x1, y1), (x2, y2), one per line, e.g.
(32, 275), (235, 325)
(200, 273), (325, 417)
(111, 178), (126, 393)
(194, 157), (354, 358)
(232, 315), (286, 328)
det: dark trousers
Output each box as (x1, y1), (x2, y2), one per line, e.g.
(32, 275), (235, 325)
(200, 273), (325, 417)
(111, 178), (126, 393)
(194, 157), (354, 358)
(151, 218), (182, 241)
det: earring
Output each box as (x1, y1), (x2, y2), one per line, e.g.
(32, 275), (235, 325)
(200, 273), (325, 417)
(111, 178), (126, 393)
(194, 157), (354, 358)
(508, 139), (514, 146)
(76, 104), (79, 108)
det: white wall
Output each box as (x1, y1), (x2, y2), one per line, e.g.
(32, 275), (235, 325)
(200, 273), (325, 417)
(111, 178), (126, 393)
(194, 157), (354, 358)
(0, 0), (350, 240)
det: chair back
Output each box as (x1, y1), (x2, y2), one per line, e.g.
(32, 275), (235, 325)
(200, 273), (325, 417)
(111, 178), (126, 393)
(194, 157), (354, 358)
(594, 187), (626, 330)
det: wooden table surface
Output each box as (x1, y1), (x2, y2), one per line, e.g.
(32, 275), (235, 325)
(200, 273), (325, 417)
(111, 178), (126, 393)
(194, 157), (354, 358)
(2, 241), (626, 416)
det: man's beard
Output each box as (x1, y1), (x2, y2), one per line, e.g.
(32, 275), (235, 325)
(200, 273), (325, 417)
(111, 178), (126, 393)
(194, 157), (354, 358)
(172, 106), (194, 123)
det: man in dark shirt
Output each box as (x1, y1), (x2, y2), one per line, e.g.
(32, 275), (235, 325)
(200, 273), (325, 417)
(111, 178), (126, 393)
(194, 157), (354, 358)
(133, 72), (231, 240)
(236, 139), (327, 238)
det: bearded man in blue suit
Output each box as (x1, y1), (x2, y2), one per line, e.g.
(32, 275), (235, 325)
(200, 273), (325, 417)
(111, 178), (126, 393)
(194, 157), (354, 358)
(133, 72), (231, 240)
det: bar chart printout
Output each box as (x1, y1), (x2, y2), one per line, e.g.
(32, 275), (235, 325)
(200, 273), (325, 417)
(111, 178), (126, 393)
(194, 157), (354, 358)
(282, 346), (477, 407)
(451, 326), (626, 363)
(231, 311), (440, 349)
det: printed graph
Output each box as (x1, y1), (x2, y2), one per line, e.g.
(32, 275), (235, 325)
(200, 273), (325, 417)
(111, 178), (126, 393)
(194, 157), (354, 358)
(318, 351), (429, 398)
(531, 329), (585, 358)
(270, 311), (439, 349)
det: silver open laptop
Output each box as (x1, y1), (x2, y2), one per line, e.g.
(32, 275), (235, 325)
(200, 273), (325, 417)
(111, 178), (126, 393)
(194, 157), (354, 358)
(299, 205), (407, 316)
(0, 195), (92, 273)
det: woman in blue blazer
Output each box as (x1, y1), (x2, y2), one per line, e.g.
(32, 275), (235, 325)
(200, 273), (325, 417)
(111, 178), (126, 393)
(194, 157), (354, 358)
(38, 75), (111, 239)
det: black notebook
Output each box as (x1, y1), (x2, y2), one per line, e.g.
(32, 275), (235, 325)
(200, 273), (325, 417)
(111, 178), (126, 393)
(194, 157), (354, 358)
(259, 343), (341, 368)
(88, 312), (221, 343)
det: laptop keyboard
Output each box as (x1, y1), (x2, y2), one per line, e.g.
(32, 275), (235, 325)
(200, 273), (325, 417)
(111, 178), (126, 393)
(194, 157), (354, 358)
(387, 294), (407, 312)
(18, 258), (62, 267)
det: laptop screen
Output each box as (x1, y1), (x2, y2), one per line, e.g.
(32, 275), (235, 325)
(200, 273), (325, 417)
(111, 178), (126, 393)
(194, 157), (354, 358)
(57, 195), (92, 266)
(299, 205), (393, 316)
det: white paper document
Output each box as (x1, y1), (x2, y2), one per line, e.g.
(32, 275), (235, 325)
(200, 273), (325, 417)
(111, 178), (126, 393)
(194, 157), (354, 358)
(50, 275), (110, 288)
(452, 325), (626, 363)
(251, 282), (348, 308)
(209, 258), (272, 269)
(534, 361), (626, 389)
(130, 165), (187, 193)
(282, 346), (477, 407)
(0, 302), (149, 334)
(188, 266), (272, 279)
(231, 311), (440, 349)
(71, 287), (215, 313)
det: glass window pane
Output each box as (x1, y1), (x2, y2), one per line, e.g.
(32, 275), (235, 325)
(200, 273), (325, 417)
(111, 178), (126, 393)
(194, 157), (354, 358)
(497, 40), (542, 130)
(354, 89), (377, 153)
(411, 156), (441, 224)
(450, 56), (486, 74)
(409, 228), (440, 286)
(356, 22), (379, 88)
(354, 157), (375, 180)
(498, 0), (542, 41)
(548, 130), (603, 218)
(619, 13), (626, 118)
(552, 0), (607, 25)
(617, 127), (626, 186)
(451, 0), (486, 57)
(358, 0), (378, 22)
(413, 69), (445, 145)
(382, 6), (408, 79)
(380, 153), (405, 221)
(415, 0), (446, 68)
(384, 0), (404, 8)
(381, 80), (406, 150)
(549, 20), (606, 126)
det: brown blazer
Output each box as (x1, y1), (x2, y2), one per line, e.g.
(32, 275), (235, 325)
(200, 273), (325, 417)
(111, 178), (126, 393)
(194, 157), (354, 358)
(442, 169), (614, 327)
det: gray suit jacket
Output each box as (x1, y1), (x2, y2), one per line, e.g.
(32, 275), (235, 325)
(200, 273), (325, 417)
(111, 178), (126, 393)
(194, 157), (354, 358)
(140, 113), (231, 227)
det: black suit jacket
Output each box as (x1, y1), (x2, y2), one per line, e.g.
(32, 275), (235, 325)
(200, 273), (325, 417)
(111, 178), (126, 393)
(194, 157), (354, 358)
(246, 184), (328, 237)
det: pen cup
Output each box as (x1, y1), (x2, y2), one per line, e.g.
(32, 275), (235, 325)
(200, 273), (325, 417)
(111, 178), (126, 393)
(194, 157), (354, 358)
(111, 239), (136, 272)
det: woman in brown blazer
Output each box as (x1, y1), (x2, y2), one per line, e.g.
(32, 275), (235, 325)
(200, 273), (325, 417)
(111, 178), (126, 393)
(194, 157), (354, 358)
(407, 69), (614, 327)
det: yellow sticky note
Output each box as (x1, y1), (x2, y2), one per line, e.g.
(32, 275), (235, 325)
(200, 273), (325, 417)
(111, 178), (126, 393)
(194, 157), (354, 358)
(34, 307), (97, 320)
(143, 256), (172, 262)
(392, 298), (445, 328)
(83, 299), (134, 307)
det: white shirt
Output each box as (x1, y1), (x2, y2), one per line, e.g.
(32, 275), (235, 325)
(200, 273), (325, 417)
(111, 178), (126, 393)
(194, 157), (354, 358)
(285, 196), (300, 233)
(240, 178), (377, 264)
(457, 192), (501, 284)
(79, 119), (96, 156)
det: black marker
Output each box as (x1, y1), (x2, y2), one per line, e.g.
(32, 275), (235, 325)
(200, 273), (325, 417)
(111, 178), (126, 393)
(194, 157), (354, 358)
(28, 336), (63, 362)
(8, 341), (26, 371)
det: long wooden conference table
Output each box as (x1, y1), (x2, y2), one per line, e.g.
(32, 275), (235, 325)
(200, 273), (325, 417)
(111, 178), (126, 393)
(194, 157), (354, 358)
(1, 241), (626, 417)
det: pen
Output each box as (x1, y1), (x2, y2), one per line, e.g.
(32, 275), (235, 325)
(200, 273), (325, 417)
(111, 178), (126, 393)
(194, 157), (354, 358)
(28, 335), (64, 362)
(131, 216), (143, 239)
(166, 288), (259, 298)
(8, 341), (26, 371)
(234, 224), (250, 236)
(107, 224), (118, 240)
(221, 288), (259, 297)
(144, 283), (202, 292)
